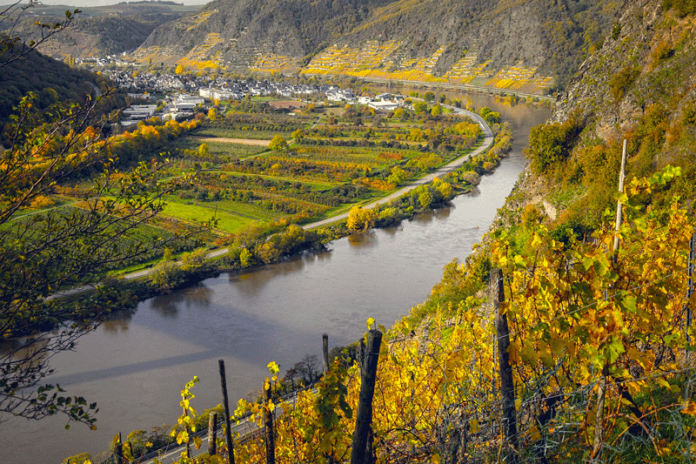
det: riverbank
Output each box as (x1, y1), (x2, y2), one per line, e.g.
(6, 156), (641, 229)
(0, 93), (551, 464)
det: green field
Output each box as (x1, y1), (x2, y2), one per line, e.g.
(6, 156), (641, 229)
(162, 200), (254, 233)
(29, 99), (486, 272)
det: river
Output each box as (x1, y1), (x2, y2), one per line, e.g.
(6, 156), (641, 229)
(0, 94), (551, 464)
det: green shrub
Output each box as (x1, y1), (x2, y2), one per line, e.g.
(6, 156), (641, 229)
(525, 116), (582, 174)
(609, 66), (640, 101)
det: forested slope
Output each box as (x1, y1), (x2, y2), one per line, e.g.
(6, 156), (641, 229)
(0, 48), (107, 123)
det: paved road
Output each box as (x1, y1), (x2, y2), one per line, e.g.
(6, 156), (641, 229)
(56, 105), (494, 296)
(304, 107), (493, 230)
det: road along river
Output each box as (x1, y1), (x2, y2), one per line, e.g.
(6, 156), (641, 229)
(0, 94), (551, 464)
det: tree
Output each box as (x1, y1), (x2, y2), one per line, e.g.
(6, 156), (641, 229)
(413, 101), (427, 115)
(0, 93), (171, 427)
(269, 134), (288, 151)
(175, 64), (185, 75)
(0, 1), (80, 68)
(207, 107), (218, 121)
(347, 206), (376, 232)
(291, 128), (305, 141)
(423, 91), (435, 101)
(0, 13), (175, 426)
(430, 104), (443, 116)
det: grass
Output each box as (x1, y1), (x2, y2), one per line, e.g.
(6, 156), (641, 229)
(193, 126), (287, 140)
(162, 200), (254, 233)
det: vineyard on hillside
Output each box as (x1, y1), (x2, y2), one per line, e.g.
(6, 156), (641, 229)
(127, 167), (695, 464)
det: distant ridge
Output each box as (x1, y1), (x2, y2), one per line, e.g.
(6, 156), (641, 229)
(136, 0), (621, 93)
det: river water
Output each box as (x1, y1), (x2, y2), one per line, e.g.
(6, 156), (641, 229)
(0, 95), (550, 464)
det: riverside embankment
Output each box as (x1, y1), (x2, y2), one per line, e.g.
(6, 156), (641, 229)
(0, 94), (551, 464)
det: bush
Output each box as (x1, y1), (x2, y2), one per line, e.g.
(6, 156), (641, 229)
(181, 248), (208, 271)
(608, 66), (640, 101)
(525, 116), (582, 174)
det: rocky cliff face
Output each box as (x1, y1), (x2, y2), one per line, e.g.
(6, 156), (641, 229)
(137, 0), (621, 92)
(508, 0), (696, 234)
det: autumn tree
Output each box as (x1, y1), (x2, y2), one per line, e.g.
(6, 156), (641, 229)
(347, 206), (376, 232)
(0, 16), (175, 427)
(269, 134), (288, 151)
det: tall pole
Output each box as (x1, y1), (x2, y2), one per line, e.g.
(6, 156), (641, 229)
(264, 382), (276, 464)
(218, 360), (235, 464)
(351, 330), (383, 464)
(322, 333), (330, 375)
(613, 139), (628, 253)
(595, 139), (628, 463)
(492, 268), (517, 462)
(686, 229), (695, 342)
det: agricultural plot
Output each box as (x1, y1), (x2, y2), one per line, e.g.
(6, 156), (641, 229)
(23, 99), (487, 274)
(162, 198), (254, 234)
(169, 136), (268, 161)
(156, 103), (484, 234)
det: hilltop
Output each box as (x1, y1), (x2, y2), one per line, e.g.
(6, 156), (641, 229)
(135, 0), (621, 94)
(6, 2), (201, 59)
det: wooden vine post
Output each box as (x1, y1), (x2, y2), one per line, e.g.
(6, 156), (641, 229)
(322, 334), (335, 464)
(114, 432), (123, 464)
(218, 359), (235, 464)
(686, 229), (695, 342)
(208, 412), (218, 456)
(323, 333), (330, 374)
(350, 329), (382, 464)
(492, 268), (518, 462)
(264, 382), (276, 464)
(593, 139), (628, 462)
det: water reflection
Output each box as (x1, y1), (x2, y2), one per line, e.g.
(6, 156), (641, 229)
(101, 317), (131, 333)
(347, 230), (379, 248)
(228, 249), (333, 298)
(182, 285), (213, 309)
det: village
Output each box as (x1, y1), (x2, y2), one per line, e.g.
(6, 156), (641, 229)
(104, 68), (407, 126)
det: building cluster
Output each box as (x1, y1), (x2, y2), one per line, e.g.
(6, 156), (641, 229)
(112, 69), (407, 126)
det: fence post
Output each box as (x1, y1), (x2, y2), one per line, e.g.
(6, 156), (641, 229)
(208, 412), (218, 456)
(323, 333), (330, 374)
(359, 338), (366, 370)
(613, 139), (628, 252)
(594, 139), (628, 462)
(264, 382), (276, 464)
(114, 432), (123, 464)
(686, 229), (695, 342)
(492, 268), (518, 462)
(322, 335), (335, 464)
(218, 359), (235, 464)
(350, 329), (383, 464)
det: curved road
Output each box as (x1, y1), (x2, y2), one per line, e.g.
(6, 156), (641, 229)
(305, 106), (493, 230)
(56, 105), (494, 294)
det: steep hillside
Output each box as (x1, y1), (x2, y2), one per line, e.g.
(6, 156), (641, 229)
(0, 47), (117, 123)
(136, 0), (621, 94)
(204, 1), (696, 462)
(517, 0), (696, 237)
(8, 3), (196, 58)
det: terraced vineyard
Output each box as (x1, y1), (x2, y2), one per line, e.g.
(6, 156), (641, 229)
(13, 99), (490, 275)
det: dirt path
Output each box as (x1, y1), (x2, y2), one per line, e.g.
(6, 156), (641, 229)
(196, 137), (270, 146)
